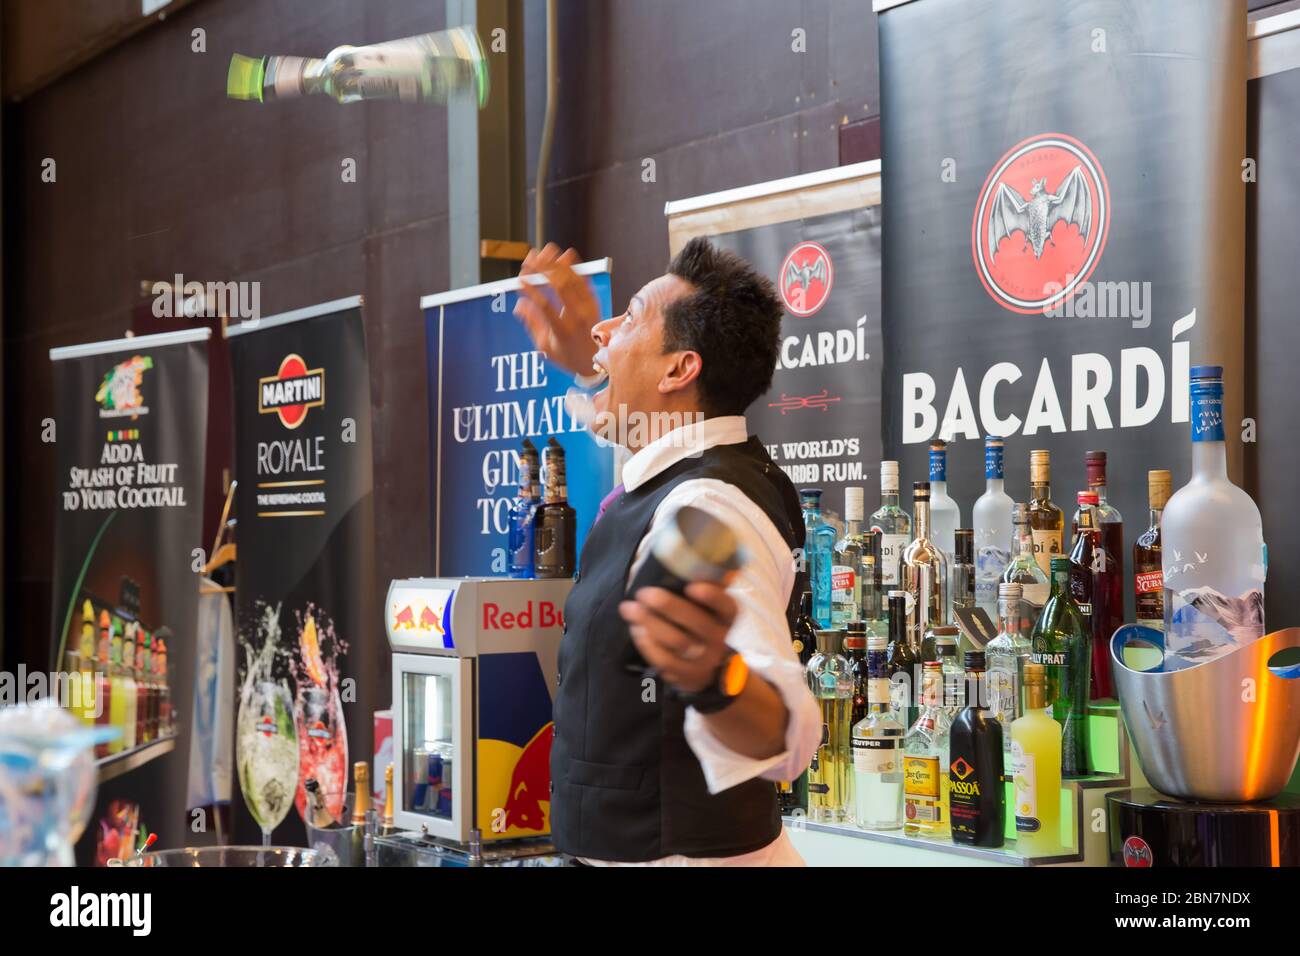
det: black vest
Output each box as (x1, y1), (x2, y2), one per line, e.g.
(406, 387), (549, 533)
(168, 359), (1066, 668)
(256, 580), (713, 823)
(550, 437), (805, 861)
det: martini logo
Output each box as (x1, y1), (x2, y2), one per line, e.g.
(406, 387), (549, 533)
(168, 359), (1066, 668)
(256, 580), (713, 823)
(780, 241), (833, 317)
(259, 354), (325, 429)
(973, 133), (1109, 315)
(95, 355), (153, 419)
(1122, 834), (1154, 868)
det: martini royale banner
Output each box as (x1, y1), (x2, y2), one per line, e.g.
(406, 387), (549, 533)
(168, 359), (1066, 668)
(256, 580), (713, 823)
(878, 0), (1246, 614)
(50, 328), (210, 852)
(227, 297), (377, 843)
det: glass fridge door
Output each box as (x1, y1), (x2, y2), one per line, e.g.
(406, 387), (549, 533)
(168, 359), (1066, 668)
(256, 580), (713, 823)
(392, 654), (472, 840)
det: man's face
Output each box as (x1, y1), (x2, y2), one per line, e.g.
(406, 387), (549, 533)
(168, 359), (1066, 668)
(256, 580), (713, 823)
(587, 272), (694, 444)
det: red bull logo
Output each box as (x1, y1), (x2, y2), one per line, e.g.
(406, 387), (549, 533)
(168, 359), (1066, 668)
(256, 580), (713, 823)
(501, 723), (553, 833)
(481, 601), (564, 631)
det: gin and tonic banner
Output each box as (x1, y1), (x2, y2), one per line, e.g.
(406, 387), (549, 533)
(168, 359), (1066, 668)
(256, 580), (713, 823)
(424, 264), (615, 576)
(227, 298), (377, 844)
(879, 0), (1247, 579)
(50, 329), (210, 855)
(707, 206), (883, 522)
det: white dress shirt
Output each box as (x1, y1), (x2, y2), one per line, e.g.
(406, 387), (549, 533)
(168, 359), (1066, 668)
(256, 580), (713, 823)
(582, 415), (821, 867)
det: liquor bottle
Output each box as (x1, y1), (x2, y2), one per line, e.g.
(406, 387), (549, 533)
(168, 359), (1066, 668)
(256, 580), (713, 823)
(861, 533), (886, 637)
(1010, 662), (1062, 856)
(1074, 451), (1125, 630)
(973, 436), (1015, 621)
(903, 661), (951, 840)
(793, 591), (818, 667)
(304, 778), (340, 829)
(1133, 470), (1172, 630)
(927, 439), (960, 563)
(94, 619), (113, 758)
(227, 27), (488, 107)
(885, 591), (921, 728)
(845, 624), (870, 727)
(156, 637), (171, 736)
(869, 461), (911, 589)
(351, 762), (372, 826)
(1027, 450), (1064, 577)
(71, 600), (96, 723)
(985, 582), (1031, 759)
(832, 488), (869, 627)
(952, 529), (976, 617)
(949, 651), (1005, 848)
(1162, 366), (1266, 669)
(800, 489), (838, 628)
(901, 482), (949, 650)
(1030, 557), (1091, 778)
(933, 629), (965, 718)
(534, 438), (576, 578)
(806, 629), (853, 822)
(1072, 492), (1121, 700)
(107, 625), (126, 756)
(382, 763), (397, 833)
(135, 631), (149, 746)
(1002, 503), (1050, 639)
(508, 439), (540, 579)
(851, 634), (906, 831)
(121, 623), (137, 752)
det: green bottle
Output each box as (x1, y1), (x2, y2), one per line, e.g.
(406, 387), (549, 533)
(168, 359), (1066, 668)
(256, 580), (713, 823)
(1029, 557), (1092, 778)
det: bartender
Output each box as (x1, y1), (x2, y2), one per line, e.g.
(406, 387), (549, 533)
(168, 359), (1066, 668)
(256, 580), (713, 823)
(514, 238), (820, 866)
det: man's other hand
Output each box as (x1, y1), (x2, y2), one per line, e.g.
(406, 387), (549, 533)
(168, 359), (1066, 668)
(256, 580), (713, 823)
(619, 582), (738, 693)
(513, 244), (601, 376)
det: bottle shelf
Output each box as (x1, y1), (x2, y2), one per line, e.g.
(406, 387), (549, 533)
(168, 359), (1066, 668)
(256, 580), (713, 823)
(96, 734), (176, 784)
(787, 816), (1082, 866)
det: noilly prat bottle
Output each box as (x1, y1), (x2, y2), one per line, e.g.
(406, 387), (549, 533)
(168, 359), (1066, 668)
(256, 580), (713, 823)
(1030, 557), (1091, 778)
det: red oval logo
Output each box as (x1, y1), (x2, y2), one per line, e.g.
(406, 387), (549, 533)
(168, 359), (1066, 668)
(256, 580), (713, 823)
(1122, 834), (1154, 867)
(972, 133), (1109, 315)
(780, 241), (834, 317)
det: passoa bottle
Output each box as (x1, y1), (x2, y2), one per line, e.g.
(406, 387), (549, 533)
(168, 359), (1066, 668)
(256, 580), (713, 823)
(973, 436), (1014, 621)
(869, 461), (911, 589)
(1011, 661), (1062, 855)
(1133, 470), (1171, 630)
(949, 651), (1005, 848)
(1030, 557), (1091, 778)
(1162, 366), (1266, 669)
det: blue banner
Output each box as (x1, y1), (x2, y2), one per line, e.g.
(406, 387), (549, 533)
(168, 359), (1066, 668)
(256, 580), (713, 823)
(425, 265), (615, 576)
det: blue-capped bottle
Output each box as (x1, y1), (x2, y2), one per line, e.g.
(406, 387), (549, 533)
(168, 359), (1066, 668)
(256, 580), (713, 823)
(972, 436), (1014, 622)
(928, 439), (961, 566)
(1161, 366), (1266, 670)
(800, 489), (837, 628)
(508, 439), (540, 578)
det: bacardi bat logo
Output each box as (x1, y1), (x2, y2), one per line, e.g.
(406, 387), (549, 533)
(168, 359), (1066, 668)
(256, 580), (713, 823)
(972, 133), (1109, 315)
(779, 241), (834, 317)
(259, 354), (325, 429)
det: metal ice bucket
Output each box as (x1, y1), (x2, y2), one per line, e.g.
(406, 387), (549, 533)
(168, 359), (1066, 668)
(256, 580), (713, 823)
(1111, 625), (1300, 802)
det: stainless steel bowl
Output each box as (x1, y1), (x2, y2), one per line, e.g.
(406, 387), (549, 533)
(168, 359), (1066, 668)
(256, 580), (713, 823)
(122, 845), (335, 867)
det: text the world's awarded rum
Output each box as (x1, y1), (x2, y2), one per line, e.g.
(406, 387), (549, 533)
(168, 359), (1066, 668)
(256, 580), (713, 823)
(1162, 366), (1267, 669)
(903, 662), (951, 839)
(851, 635), (905, 830)
(870, 461), (911, 588)
(1133, 470), (1171, 630)
(806, 629), (853, 822)
(1028, 450), (1064, 578)
(1030, 557), (1092, 778)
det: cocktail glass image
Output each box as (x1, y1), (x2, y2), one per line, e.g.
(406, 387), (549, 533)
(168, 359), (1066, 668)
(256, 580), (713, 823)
(237, 680), (299, 846)
(294, 684), (348, 824)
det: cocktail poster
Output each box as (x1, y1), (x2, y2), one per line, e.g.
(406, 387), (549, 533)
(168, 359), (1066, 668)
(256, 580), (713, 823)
(227, 298), (377, 845)
(49, 328), (210, 859)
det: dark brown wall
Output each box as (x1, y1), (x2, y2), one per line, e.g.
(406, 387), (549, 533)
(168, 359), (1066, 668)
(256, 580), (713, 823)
(2, 0), (879, 673)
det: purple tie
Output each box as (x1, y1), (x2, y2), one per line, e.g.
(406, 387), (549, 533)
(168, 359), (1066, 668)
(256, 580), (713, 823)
(596, 483), (625, 523)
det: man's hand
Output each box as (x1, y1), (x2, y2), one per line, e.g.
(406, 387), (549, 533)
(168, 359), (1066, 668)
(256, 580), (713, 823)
(618, 582), (738, 693)
(513, 244), (602, 376)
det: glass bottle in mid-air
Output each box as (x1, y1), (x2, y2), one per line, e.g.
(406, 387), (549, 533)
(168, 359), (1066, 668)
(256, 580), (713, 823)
(903, 661), (951, 840)
(1027, 450), (1064, 578)
(1030, 557), (1091, 778)
(1162, 366), (1267, 670)
(973, 436), (1014, 621)
(1133, 470), (1171, 631)
(869, 461), (911, 589)
(901, 482), (948, 650)
(1003, 503), (1050, 639)
(806, 629), (853, 823)
(927, 440), (961, 565)
(534, 439), (576, 578)
(801, 489), (838, 628)
(832, 488), (870, 627)
(228, 27), (489, 107)
(851, 635), (906, 831)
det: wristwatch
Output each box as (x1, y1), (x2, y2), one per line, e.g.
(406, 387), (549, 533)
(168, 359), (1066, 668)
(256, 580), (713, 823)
(673, 651), (749, 714)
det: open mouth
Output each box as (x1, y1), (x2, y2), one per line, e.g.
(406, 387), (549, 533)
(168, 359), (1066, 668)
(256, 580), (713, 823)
(588, 351), (611, 391)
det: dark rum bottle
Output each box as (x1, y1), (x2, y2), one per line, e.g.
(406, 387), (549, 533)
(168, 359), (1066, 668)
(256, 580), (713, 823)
(1133, 470), (1171, 630)
(948, 650), (1005, 847)
(885, 590), (921, 728)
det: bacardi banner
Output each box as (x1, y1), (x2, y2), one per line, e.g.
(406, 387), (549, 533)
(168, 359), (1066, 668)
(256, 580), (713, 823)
(422, 264), (616, 576)
(227, 298), (377, 844)
(878, 0), (1247, 616)
(49, 329), (210, 856)
(666, 164), (883, 524)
